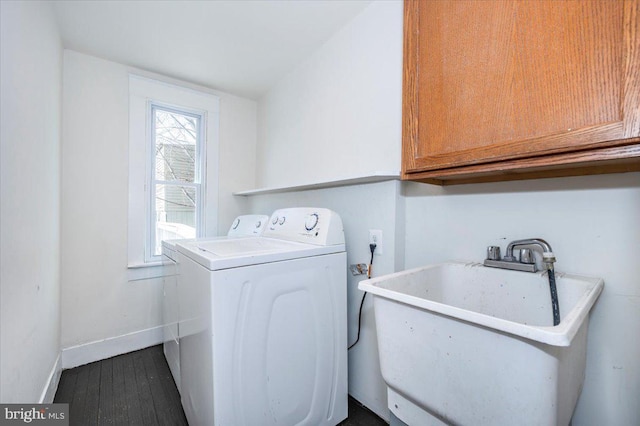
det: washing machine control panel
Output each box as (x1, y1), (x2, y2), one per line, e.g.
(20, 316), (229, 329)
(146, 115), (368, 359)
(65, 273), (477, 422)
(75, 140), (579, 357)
(264, 208), (344, 246)
(227, 214), (269, 237)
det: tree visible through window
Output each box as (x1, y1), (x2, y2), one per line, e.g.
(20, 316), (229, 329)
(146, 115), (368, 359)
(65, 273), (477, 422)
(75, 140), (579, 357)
(150, 105), (204, 258)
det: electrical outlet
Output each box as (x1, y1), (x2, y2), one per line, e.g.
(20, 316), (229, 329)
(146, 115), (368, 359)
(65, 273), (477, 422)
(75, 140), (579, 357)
(369, 229), (383, 255)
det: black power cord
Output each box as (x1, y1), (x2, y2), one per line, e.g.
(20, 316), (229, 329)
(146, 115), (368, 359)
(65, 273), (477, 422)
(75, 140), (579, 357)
(348, 243), (376, 350)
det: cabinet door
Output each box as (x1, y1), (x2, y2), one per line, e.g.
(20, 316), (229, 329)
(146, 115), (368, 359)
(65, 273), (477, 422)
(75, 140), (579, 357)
(403, 0), (640, 176)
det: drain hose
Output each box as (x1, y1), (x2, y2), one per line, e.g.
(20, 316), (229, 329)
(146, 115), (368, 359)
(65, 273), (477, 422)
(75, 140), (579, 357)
(548, 266), (560, 326)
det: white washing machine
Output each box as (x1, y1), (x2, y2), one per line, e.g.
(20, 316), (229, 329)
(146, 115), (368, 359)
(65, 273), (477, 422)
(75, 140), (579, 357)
(161, 214), (269, 392)
(176, 208), (347, 426)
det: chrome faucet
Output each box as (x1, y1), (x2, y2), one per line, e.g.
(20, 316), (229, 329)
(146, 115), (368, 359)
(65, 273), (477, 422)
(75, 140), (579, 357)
(485, 238), (556, 272)
(485, 238), (561, 325)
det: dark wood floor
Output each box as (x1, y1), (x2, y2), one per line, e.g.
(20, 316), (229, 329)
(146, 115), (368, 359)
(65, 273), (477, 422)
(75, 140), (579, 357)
(55, 345), (387, 425)
(341, 398), (388, 426)
(54, 345), (187, 425)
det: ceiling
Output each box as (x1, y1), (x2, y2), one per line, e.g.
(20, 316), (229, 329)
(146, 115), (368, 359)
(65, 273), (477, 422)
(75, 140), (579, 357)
(52, 0), (372, 100)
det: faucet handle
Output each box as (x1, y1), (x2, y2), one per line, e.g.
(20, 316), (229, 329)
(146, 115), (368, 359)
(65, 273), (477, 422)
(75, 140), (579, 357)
(519, 248), (535, 264)
(487, 246), (501, 261)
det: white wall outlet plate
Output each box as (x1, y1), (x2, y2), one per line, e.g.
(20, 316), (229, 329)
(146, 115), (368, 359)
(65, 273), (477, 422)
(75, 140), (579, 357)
(369, 229), (383, 255)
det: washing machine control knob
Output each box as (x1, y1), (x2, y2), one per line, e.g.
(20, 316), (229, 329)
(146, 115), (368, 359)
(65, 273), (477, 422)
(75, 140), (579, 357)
(305, 213), (319, 231)
(232, 218), (240, 229)
(271, 216), (279, 225)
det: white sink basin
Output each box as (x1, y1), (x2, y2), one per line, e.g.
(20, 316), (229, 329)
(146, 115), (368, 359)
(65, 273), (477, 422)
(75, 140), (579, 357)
(359, 261), (603, 426)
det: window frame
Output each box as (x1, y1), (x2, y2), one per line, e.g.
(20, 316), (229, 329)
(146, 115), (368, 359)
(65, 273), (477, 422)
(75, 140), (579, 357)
(128, 74), (220, 269)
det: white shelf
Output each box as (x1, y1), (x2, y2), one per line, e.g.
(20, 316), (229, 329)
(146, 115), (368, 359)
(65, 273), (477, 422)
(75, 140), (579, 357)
(233, 171), (401, 196)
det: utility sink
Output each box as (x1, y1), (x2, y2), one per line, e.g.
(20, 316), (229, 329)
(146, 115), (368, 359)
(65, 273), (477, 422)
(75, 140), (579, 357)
(359, 261), (603, 426)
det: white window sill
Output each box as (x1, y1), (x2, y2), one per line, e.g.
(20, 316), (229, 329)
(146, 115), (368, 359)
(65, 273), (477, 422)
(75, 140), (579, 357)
(128, 261), (164, 269)
(127, 261), (174, 282)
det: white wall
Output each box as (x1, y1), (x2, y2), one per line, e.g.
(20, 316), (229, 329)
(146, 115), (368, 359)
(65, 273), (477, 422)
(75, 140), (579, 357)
(60, 50), (256, 358)
(403, 173), (640, 426)
(256, 0), (402, 188)
(0, 1), (63, 402)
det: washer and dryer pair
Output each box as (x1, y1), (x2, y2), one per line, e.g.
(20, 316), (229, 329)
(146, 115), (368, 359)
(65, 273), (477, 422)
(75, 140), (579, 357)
(167, 208), (347, 426)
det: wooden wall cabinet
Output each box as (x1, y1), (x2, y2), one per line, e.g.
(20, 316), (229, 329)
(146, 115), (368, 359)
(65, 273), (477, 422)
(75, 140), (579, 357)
(402, 0), (640, 184)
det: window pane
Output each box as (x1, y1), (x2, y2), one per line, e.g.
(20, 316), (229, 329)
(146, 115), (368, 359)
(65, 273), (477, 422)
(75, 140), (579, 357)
(154, 184), (196, 256)
(154, 108), (198, 183)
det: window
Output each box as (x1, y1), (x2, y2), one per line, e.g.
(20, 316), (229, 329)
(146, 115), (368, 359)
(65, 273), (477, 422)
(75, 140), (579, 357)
(149, 105), (204, 259)
(129, 75), (219, 267)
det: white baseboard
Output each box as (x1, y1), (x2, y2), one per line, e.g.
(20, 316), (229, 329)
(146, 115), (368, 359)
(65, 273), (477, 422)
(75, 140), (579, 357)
(62, 326), (164, 369)
(39, 353), (62, 403)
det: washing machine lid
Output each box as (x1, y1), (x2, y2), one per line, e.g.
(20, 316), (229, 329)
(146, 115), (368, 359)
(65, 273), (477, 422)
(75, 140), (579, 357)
(176, 237), (345, 271)
(161, 214), (270, 253)
(162, 235), (226, 257)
